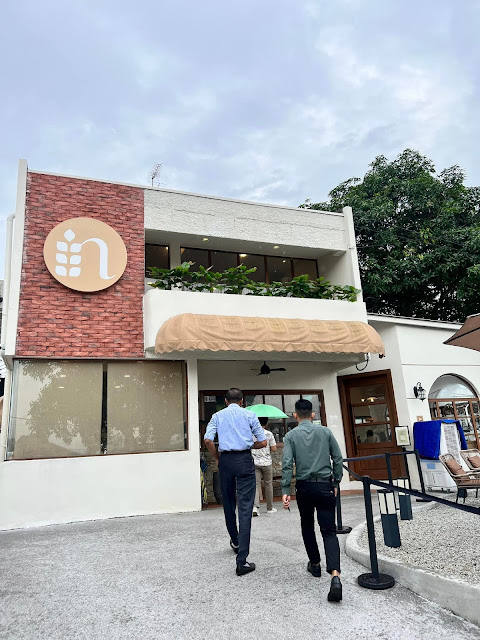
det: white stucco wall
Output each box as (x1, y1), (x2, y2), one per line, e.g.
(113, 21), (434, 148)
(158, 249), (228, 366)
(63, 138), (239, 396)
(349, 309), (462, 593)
(144, 189), (346, 252)
(0, 360), (201, 530)
(144, 289), (369, 352)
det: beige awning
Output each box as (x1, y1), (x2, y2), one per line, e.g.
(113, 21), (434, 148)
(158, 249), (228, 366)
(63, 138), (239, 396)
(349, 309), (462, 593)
(155, 313), (385, 357)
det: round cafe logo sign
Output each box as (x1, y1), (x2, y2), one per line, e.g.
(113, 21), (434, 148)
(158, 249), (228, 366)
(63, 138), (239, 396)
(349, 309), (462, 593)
(44, 217), (127, 292)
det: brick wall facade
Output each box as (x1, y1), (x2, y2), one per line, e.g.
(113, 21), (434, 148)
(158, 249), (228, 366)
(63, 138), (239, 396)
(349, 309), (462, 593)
(16, 172), (145, 358)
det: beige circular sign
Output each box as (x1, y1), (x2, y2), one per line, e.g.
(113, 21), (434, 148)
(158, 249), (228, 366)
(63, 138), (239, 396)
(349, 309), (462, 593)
(44, 217), (127, 292)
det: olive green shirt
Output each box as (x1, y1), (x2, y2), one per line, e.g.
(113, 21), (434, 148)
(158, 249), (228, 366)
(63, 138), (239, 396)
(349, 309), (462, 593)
(281, 420), (344, 495)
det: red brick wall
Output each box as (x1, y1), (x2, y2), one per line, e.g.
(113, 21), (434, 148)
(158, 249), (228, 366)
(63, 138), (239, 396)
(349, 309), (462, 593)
(16, 172), (145, 358)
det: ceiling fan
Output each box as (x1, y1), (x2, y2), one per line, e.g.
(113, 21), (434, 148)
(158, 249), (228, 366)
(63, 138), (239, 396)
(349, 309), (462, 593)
(251, 361), (286, 376)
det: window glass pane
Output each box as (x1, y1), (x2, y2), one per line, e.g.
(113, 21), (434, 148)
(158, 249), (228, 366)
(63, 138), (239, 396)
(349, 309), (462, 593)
(145, 244), (169, 276)
(181, 248), (209, 269)
(8, 361), (103, 459)
(107, 361), (186, 454)
(429, 375), (476, 399)
(356, 424), (391, 444)
(293, 259), (318, 279)
(210, 251), (237, 272)
(429, 402), (439, 419)
(245, 394), (263, 407)
(283, 394), (301, 432)
(238, 254), (266, 282)
(437, 401), (455, 419)
(264, 394), (283, 410)
(266, 257), (292, 283)
(353, 404), (389, 424)
(350, 383), (386, 404)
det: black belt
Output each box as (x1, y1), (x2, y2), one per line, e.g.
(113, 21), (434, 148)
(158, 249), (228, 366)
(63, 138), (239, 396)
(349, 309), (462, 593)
(220, 449), (251, 454)
(298, 477), (331, 484)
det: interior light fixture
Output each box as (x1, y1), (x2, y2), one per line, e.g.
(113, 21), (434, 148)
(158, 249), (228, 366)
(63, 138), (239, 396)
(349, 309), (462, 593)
(58, 386), (65, 389)
(413, 382), (426, 401)
(239, 253), (247, 258)
(273, 245), (280, 249)
(202, 237), (209, 242)
(124, 375), (131, 378)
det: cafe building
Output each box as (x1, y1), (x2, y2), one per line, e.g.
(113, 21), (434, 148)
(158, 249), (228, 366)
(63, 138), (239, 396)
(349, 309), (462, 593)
(1, 160), (479, 529)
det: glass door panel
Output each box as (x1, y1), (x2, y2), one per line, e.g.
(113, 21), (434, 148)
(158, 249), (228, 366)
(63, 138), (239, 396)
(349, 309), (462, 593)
(352, 404), (389, 424)
(349, 383), (386, 404)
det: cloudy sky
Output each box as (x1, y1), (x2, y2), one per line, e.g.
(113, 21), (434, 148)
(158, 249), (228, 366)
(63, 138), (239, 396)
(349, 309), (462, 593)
(1, 0), (479, 276)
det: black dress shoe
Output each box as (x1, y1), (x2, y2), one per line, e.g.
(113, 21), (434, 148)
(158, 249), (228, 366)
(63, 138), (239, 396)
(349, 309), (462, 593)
(307, 562), (321, 577)
(327, 576), (342, 602)
(236, 562), (256, 576)
(230, 540), (239, 554)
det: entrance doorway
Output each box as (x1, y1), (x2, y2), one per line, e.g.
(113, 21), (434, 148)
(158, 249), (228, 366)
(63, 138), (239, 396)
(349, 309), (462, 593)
(199, 389), (326, 444)
(338, 371), (403, 480)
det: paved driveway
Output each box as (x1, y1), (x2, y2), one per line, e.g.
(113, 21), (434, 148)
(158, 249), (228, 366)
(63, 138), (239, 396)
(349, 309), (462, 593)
(0, 496), (478, 639)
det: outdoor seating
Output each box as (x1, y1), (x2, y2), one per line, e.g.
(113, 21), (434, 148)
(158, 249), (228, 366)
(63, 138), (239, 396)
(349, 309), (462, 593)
(439, 453), (480, 502)
(460, 448), (480, 471)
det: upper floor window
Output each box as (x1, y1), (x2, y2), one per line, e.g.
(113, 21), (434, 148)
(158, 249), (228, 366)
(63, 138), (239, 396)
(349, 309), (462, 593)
(180, 247), (318, 283)
(145, 244), (169, 276)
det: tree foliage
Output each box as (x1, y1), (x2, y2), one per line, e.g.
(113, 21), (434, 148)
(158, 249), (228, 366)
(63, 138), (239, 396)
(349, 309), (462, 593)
(302, 149), (480, 322)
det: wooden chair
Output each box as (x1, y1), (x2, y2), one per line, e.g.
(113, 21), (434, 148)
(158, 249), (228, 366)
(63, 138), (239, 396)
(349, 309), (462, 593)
(439, 453), (480, 502)
(460, 448), (480, 472)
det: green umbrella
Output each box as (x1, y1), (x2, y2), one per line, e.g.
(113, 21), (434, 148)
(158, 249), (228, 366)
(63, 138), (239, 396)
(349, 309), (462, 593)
(248, 404), (288, 419)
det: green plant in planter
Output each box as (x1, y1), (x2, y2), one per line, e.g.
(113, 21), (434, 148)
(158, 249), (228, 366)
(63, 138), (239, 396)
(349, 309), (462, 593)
(147, 262), (360, 301)
(220, 264), (259, 295)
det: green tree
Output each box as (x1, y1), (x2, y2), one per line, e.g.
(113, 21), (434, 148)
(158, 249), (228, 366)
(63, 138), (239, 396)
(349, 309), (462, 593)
(302, 149), (480, 322)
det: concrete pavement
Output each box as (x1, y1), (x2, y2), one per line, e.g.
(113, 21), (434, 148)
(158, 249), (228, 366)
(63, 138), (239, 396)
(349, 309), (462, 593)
(0, 495), (478, 640)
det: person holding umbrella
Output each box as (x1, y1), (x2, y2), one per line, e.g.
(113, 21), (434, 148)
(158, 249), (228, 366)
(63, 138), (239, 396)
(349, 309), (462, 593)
(249, 403), (288, 516)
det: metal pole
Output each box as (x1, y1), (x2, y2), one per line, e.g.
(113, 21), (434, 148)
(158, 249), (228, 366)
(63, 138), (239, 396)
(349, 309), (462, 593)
(336, 487), (352, 534)
(414, 448), (431, 502)
(357, 477), (395, 590)
(385, 452), (394, 486)
(401, 447), (412, 489)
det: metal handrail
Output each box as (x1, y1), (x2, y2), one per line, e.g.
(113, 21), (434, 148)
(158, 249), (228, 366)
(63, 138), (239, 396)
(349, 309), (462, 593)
(340, 450), (479, 590)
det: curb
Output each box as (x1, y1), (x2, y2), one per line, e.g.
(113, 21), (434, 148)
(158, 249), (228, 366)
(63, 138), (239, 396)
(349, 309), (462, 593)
(345, 509), (480, 628)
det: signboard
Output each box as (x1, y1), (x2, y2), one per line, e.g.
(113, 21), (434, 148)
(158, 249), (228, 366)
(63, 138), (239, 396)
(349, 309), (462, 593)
(44, 217), (127, 292)
(395, 425), (411, 447)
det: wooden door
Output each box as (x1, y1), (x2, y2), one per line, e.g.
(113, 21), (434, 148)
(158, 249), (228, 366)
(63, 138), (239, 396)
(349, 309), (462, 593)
(338, 371), (404, 480)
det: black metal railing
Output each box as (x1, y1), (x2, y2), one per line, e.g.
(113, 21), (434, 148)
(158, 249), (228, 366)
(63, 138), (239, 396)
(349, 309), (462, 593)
(335, 450), (480, 590)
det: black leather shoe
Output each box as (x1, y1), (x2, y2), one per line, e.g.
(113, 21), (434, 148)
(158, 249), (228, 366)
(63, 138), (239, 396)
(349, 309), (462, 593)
(307, 562), (321, 577)
(230, 540), (239, 554)
(327, 576), (342, 602)
(236, 562), (256, 576)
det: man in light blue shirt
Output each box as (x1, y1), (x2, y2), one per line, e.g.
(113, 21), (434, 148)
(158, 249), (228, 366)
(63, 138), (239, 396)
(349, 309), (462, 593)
(204, 388), (267, 575)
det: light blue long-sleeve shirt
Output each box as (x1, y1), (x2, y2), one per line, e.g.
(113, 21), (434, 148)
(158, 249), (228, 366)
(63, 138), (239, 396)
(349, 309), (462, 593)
(204, 403), (266, 452)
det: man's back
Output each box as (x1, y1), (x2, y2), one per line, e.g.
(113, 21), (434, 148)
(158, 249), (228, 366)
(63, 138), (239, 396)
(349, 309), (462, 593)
(282, 421), (343, 492)
(205, 403), (264, 452)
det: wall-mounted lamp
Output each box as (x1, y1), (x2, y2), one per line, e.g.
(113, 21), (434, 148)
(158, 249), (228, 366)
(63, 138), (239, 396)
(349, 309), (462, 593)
(413, 382), (426, 401)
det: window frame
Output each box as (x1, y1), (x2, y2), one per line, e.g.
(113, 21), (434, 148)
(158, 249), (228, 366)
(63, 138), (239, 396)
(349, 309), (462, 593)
(180, 246), (319, 283)
(7, 358), (189, 461)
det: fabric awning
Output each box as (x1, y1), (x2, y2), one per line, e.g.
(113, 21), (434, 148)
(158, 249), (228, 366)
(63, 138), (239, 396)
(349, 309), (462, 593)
(155, 313), (385, 356)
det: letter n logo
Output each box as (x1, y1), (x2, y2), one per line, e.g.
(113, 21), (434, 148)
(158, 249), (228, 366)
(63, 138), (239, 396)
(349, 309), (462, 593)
(44, 217), (127, 292)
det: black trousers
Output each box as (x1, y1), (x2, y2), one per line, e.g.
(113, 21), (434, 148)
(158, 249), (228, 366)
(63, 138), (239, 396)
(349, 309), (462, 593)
(295, 480), (341, 574)
(218, 450), (256, 566)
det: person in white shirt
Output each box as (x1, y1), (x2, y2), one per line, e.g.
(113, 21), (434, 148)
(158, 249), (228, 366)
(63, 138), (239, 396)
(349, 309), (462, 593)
(252, 417), (277, 516)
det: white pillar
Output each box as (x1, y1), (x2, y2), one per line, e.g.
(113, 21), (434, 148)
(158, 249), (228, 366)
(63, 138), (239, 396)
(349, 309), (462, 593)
(187, 359), (201, 510)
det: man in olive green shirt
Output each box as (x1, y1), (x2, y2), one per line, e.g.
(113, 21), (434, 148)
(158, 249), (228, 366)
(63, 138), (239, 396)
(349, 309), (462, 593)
(282, 399), (343, 602)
